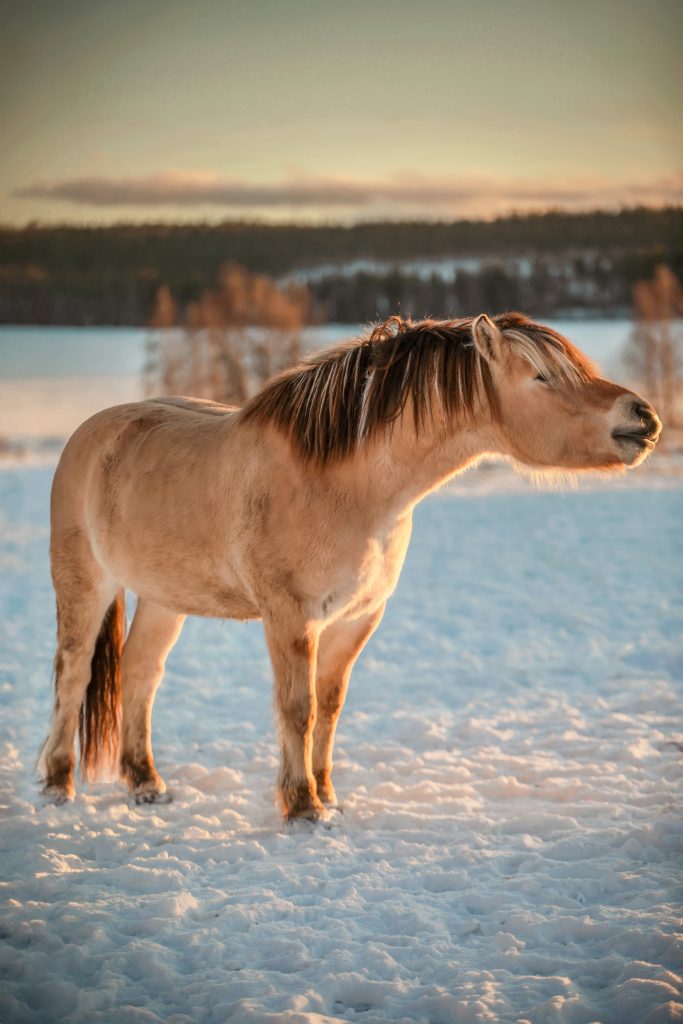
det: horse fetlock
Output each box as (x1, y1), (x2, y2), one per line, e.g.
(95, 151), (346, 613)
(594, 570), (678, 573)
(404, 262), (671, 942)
(280, 779), (328, 821)
(314, 768), (337, 806)
(41, 780), (75, 805)
(42, 752), (75, 803)
(120, 752), (166, 798)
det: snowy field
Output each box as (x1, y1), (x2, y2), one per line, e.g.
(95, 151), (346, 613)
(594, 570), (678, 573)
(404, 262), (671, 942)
(1, 460), (682, 1024)
(1, 321), (682, 1022)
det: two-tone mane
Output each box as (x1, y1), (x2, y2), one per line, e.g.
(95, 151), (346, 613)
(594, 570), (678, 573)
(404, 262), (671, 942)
(240, 313), (596, 464)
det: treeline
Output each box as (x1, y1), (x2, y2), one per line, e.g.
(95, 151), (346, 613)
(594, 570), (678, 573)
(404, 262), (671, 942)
(1, 207), (681, 325)
(311, 251), (679, 322)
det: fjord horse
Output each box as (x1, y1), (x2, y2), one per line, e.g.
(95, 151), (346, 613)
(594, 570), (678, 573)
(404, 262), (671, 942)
(40, 314), (661, 819)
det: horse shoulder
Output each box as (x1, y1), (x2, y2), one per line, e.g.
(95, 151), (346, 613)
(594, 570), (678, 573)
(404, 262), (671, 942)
(238, 448), (412, 622)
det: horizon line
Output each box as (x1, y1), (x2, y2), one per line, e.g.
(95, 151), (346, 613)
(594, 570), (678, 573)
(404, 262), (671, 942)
(2, 202), (682, 233)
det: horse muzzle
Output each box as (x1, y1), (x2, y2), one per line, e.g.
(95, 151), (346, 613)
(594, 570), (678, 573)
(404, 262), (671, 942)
(612, 399), (662, 461)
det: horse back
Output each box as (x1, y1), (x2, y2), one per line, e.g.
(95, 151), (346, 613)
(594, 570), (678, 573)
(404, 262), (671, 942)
(50, 400), (246, 594)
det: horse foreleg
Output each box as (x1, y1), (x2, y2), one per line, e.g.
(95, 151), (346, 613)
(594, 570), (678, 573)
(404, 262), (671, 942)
(119, 599), (185, 803)
(312, 605), (385, 806)
(263, 617), (324, 821)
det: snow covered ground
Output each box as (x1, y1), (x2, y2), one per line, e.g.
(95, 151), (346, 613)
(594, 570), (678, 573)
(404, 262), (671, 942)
(1, 459), (681, 1024)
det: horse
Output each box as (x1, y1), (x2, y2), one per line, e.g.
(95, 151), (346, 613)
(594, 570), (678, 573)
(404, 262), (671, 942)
(39, 313), (661, 819)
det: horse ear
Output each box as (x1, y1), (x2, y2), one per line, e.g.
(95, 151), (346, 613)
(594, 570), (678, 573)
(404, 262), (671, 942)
(472, 314), (504, 363)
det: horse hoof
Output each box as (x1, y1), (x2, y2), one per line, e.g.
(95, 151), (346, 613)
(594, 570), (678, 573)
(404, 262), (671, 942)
(284, 802), (329, 825)
(321, 808), (344, 830)
(133, 789), (172, 805)
(41, 785), (74, 806)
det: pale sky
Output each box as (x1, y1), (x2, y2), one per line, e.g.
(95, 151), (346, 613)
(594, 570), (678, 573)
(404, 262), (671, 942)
(1, 0), (681, 224)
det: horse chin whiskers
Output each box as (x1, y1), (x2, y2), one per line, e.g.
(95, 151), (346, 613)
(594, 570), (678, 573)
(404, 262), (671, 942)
(621, 446), (653, 469)
(512, 461), (579, 492)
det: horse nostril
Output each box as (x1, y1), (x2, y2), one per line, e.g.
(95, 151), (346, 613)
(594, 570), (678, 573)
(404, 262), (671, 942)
(632, 401), (657, 430)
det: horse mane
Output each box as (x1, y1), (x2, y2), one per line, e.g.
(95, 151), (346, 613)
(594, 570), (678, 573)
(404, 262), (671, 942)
(239, 313), (595, 464)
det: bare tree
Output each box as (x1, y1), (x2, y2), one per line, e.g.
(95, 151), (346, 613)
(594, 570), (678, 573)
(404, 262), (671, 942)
(625, 265), (682, 427)
(145, 264), (311, 404)
(144, 284), (179, 396)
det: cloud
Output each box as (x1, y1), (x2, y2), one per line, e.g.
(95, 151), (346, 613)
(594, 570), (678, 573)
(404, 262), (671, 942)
(14, 169), (683, 216)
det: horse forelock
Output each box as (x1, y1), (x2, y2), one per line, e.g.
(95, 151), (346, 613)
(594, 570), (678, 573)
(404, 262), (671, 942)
(240, 314), (594, 463)
(494, 312), (596, 385)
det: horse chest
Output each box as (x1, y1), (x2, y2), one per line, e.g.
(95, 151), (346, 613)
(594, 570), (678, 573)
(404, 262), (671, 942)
(320, 522), (411, 621)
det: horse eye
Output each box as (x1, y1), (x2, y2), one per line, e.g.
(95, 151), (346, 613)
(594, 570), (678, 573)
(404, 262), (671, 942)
(534, 374), (550, 384)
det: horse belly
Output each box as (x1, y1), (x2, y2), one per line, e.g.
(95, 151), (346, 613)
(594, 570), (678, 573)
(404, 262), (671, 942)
(87, 492), (261, 620)
(155, 584), (261, 620)
(100, 550), (261, 620)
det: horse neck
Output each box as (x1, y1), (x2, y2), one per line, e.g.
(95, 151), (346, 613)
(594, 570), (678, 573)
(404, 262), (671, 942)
(330, 412), (496, 519)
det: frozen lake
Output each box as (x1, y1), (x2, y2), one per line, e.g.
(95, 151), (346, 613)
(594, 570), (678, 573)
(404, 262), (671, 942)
(0, 320), (636, 443)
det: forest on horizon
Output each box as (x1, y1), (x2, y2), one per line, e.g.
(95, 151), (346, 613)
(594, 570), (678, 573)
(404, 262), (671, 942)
(1, 206), (681, 326)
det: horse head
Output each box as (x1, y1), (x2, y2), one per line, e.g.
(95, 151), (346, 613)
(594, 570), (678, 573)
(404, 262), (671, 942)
(471, 313), (661, 472)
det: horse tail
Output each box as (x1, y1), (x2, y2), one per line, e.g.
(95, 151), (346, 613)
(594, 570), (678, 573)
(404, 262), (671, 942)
(79, 591), (125, 780)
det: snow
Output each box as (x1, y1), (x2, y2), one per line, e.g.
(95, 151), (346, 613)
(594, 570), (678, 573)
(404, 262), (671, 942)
(1, 461), (682, 1024)
(1, 320), (681, 1020)
(282, 256), (487, 285)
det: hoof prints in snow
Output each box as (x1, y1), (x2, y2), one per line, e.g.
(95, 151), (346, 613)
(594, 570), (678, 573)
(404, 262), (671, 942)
(0, 467), (682, 1023)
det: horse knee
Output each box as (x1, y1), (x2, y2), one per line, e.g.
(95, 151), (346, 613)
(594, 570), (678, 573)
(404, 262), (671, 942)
(318, 681), (344, 718)
(280, 697), (315, 737)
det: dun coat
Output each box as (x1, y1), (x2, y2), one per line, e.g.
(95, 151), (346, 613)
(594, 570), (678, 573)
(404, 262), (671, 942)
(39, 313), (661, 819)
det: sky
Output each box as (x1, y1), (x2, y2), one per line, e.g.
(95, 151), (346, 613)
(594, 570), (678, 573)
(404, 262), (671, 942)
(1, 0), (681, 225)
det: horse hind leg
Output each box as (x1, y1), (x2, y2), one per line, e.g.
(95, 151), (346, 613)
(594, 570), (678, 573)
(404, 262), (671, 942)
(119, 599), (185, 804)
(40, 566), (122, 804)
